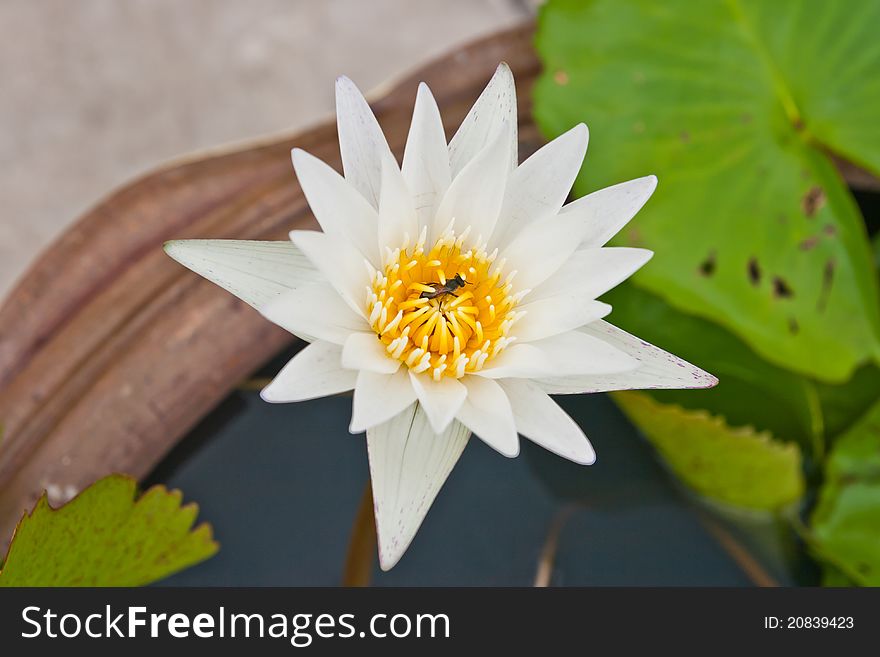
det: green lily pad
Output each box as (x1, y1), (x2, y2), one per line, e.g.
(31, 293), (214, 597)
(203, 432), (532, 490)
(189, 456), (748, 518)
(613, 391), (804, 510)
(0, 475), (218, 586)
(535, 0), (880, 382)
(811, 400), (880, 585)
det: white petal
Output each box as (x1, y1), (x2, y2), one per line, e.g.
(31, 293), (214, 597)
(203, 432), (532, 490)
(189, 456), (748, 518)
(164, 240), (321, 310)
(335, 75), (396, 208)
(514, 298), (611, 342)
(402, 83), (451, 230)
(342, 332), (400, 374)
(535, 320), (718, 394)
(478, 330), (638, 379)
(433, 126), (511, 242)
(409, 371), (467, 433)
(448, 62), (518, 176)
(457, 376), (519, 457)
(261, 342), (356, 403)
(562, 175), (658, 248)
(289, 230), (368, 317)
(367, 403), (470, 570)
(500, 207), (601, 291)
(492, 123), (589, 249)
(350, 369), (418, 433)
(528, 247), (654, 302)
(291, 148), (380, 264)
(499, 378), (595, 465)
(260, 282), (367, 345)
(378, 156), (419, 253)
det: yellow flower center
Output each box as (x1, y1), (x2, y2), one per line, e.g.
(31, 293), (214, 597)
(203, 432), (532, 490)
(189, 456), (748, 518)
(366, 228), (522, 380)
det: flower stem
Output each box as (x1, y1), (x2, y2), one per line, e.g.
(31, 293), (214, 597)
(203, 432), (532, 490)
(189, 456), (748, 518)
(534, 505), (576, 587)
(342, 480), (376, 586)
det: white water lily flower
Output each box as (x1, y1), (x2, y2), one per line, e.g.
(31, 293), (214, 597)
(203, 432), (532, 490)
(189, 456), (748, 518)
(165, 64), (717, 570)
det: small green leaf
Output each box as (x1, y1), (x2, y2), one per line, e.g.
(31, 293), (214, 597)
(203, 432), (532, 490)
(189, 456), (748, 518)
(0, 474), (218, 586)
(535, 0), (880, 382)
(614, 391), (804, 510)
(811, 401), (880, 585)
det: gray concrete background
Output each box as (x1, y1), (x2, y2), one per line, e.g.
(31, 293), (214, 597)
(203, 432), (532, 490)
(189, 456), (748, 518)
(0, 0), (534, 300)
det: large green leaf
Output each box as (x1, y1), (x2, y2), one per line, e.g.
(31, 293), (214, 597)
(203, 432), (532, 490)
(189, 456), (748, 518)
(613, 391), (804, 510)
(535, 0), (880, 382)
(0, 475), (217, 586)
(810, 401), (880, 585)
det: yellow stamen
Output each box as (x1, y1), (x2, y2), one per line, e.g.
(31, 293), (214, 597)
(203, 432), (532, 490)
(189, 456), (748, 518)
(366, 229), (518, 378)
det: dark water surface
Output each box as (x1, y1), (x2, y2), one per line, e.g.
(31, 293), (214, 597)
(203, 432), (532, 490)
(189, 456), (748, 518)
(147, 355), (777, 586)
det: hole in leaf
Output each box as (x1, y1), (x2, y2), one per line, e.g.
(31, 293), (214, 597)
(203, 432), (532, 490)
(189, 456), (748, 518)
(801, 185), (826, 217)
(747, 257), (761, 285)
(698, 251), (716, 277)
(773, 277), (794, 298)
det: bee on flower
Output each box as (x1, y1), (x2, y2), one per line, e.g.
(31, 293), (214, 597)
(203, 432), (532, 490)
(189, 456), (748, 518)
(166, 63), (717, 570)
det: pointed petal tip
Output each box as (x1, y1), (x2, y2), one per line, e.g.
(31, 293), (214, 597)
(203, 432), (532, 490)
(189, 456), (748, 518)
(259, 380), (289, 404)
(378, 544), (402, 571)
(569, 438), (597, 466)
(498, 441), (521, 458)
(426, 416), (454, 434)
(473, 430), (521, 458)
(288, 228), (313, 243)
(567, 437), (597, 466)
(495, 61), (513, 77)
(163, 239), (196, 260)
(679, 362), (719, 389)
(162, 240), (198, 266)
(290, 147), (305, 165)
(562, 122), (589, 157)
